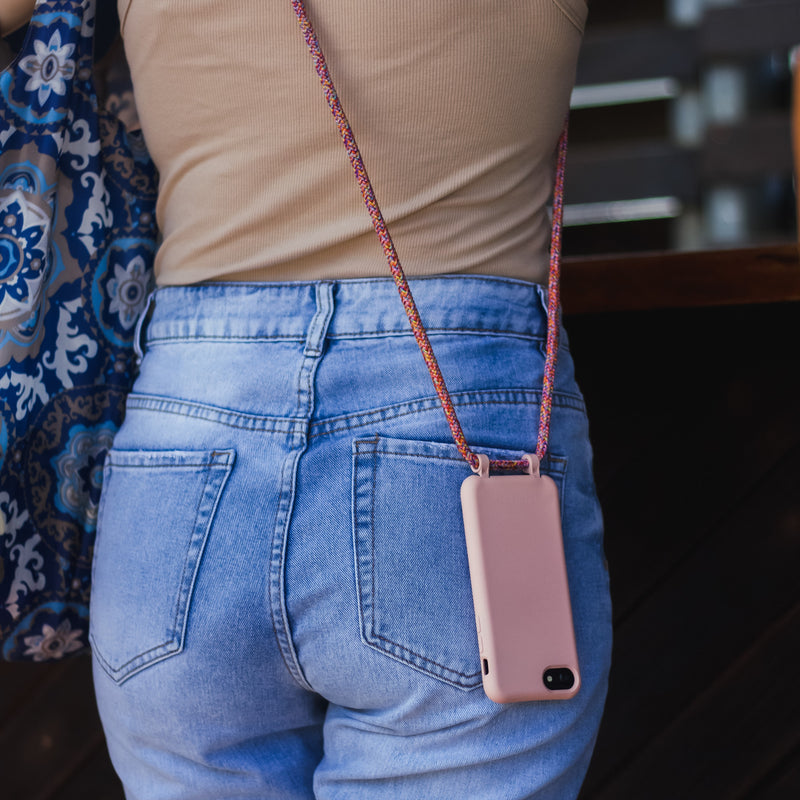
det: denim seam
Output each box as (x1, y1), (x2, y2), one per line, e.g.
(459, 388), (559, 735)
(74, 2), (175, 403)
(351, 437), (374, 683)
(170, 471), (214, 648)
(126, 394), (303, 433)
(558, 457), (569, 526)
(102, 460), (215, 469)
(365, 448), (567, 475)
(268, 286), (334, 694)
(145, 329), (557, 344)
(369, 443), (379, 654)
(105, 450), (235, 467)
(146, 335), (306, 344)
(268, 446), (314, 692)
(327, 328), (550, 341)
(92, 636), (178, 677)
(357, 439), (568, 476)
(310, 389), (585, 440)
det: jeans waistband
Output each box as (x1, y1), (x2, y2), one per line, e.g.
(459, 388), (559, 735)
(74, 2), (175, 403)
(144, 276), (550, 344)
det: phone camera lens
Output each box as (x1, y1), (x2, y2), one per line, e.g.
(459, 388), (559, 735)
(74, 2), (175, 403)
(542, 667), (575, 691)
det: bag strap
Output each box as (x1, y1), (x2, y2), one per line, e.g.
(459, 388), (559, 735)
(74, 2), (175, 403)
(292, 0), (566, 473)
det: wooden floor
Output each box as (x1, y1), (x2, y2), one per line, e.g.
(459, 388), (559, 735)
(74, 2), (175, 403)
(2, 300), (798, 799)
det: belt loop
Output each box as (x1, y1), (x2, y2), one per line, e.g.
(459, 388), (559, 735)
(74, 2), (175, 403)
(534, 283), (549, 319)
(134, 289), (157, 366)
(303, 282), (334, 357)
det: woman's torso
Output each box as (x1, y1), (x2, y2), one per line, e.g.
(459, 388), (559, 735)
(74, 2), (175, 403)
(119, 0), (587, 285)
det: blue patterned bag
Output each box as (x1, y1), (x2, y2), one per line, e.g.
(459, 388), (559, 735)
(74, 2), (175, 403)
(0, 0), (157, 660)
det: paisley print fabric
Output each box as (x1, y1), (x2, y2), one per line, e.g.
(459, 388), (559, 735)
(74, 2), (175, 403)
(0, 0), (157, 660)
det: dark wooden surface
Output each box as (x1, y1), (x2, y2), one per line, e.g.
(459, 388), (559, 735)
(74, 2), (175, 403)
(2, 291), (798, 799)
(562, 244), (800, 313)
(571, 300), (800, 800)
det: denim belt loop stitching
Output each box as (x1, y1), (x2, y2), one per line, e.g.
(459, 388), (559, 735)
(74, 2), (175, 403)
(133, 289), (157, 365)
(304, 282), (335, 357)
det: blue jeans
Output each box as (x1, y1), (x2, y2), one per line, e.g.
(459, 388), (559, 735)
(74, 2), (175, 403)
(90, 276), (612, 799)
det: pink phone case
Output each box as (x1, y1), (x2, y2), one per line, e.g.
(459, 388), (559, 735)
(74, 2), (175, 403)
(460, 454), (580, 703)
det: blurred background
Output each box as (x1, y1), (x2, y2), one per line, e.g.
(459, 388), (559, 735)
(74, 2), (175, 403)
(564, 0), (797, 258)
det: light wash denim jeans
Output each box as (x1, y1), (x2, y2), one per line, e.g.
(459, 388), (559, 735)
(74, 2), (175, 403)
(90, 276), (612, 799)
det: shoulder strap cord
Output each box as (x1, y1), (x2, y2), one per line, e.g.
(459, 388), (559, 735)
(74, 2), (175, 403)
(292, 0), (566, 473)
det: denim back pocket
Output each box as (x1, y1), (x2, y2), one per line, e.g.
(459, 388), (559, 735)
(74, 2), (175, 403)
(90, 448), (235, 684)
(352, 436), (566, 690)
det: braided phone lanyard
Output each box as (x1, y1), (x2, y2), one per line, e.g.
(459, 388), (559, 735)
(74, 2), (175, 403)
(292, 0), (567, 474)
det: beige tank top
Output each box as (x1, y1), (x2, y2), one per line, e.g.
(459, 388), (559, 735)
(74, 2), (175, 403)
(118, 0), (587, 286)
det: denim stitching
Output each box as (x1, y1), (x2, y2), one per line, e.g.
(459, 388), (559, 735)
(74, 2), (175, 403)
(351, 437), (377, 665)
(326, 328), (550, 341)
(126, 394), (302, 433)
(107, 449), (235, 466)
(269, 285), (334, 694)
(371, 449), (567, 475)
(269, 448), (311, 689)
(369, 443), (379, 650)
(311, 389), (585, 440)
(146, 335), (306, 344)
(170, 468), (217, 646)
(368, 634), (482, 681)
(146, 330), (559, 348)
(104, 460), (214, 469)
(92, 639), (177, 677)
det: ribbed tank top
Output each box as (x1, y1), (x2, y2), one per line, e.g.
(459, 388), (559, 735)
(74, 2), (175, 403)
(118, 0), (587, 285)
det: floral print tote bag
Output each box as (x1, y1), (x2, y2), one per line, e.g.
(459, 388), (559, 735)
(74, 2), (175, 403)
(0, 0), (157, 661)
